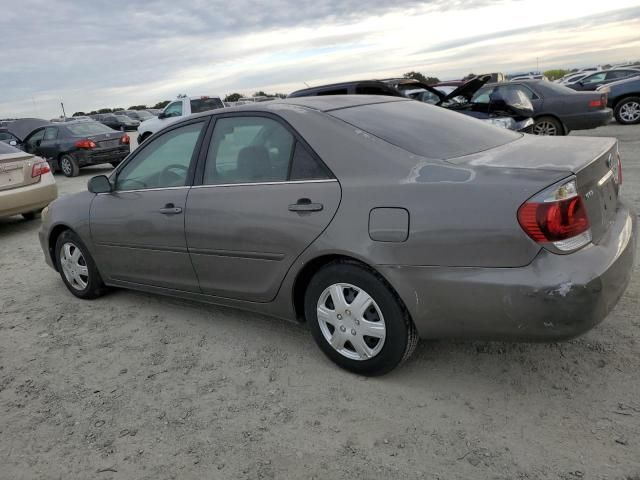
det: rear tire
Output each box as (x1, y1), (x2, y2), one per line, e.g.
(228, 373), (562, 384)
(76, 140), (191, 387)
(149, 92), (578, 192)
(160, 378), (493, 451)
(532, 116), (564, 136)
(614, 97), (640, 125)
(304, 261), (418, 376)
(55, 230), (107, 299)
(59, 154), (80, 177)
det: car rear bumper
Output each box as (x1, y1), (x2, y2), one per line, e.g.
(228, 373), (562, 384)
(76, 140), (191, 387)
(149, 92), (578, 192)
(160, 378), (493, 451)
(0, 172), (57, 218)
(75, 147), (129, 166)
(379, 201), (637, 340)
(563, 108), (612, 131)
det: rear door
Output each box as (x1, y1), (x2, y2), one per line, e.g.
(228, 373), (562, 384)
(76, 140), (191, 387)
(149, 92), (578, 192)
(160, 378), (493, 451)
(185, 113), (341, 302)
(90, 119), (208, 290)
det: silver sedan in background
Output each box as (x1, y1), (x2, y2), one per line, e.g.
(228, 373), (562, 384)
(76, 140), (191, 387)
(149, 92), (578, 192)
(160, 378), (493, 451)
(39, 96), (636, 375)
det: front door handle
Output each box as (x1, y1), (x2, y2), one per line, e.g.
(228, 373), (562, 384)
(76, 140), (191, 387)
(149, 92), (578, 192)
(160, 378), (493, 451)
(159, 203), (183, 215)
(288, 198), (323, 212)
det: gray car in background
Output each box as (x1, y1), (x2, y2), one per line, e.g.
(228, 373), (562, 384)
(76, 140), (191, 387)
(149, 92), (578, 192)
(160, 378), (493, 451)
(38, 96), (636, 375)
(473, 80), (612, 135)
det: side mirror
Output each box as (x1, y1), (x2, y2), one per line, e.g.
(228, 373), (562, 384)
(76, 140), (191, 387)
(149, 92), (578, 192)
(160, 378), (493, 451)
(158, 112), (166, 119)
(88, 175), (113, 194)
(9, 140), (17, 146)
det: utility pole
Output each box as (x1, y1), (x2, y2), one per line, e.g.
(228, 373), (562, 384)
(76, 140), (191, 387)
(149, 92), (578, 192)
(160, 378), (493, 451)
(60, 101), (66, 120)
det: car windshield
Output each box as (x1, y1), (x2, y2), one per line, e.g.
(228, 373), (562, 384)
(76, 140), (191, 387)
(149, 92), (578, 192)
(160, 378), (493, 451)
(330, 100), (520, 159)
(116, 115), (131, 121)
(135, 111), (153, 120)
(190, 97), (224, 113)
(66, 122), (114, 136)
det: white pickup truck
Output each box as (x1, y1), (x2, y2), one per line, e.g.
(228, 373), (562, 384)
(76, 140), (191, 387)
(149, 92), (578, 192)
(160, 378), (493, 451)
(136, 95), (224, 144)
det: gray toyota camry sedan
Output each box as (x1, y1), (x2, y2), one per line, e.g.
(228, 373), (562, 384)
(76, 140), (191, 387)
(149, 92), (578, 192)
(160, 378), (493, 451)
(39, 96), (637, 375)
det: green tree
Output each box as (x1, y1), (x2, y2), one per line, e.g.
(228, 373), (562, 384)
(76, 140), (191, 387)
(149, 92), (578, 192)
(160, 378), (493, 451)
(72, 112), (86, 117)
(152, 100), (170, 109)
(253, 91), (268, 97)
(98, 108), (113, 114)
(128, 105), (148, 110)
(224, 93), (242, 102)
(543, 69), (570, 80)
(403, 71), (440, 85)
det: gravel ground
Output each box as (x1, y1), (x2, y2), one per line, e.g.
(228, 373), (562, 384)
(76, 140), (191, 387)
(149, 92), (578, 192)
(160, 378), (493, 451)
(1, 123), (639, 480)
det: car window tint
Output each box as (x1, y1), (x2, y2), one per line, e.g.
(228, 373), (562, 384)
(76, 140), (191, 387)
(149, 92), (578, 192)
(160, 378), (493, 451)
(26, 129), (46, 151)
(331, 100), (520, 159)
(355, 85), (393, 96)
(66, 122), (114, 136)
(164, 101), (183, 117)
(43, 127), (58, 140)
(289, 142), (331, 180)
(317, 88), (348, 96)
(190, 97), (224, 113)
(115, 121), (204, 191)
(204, 116), (294, 185)
(583, 73), (606, 84)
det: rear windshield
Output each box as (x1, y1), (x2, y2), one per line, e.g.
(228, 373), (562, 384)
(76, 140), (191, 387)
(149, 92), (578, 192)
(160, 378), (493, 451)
(534, 82), (578, 95)
(66, 122), (114, 136)
(190, 97), (224, 113)
(330, 100), (520, 159)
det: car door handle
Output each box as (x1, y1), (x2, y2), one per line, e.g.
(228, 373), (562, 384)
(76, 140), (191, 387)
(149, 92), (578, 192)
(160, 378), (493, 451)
(159, 203), (183, 215)
(288, 198), (323, 212)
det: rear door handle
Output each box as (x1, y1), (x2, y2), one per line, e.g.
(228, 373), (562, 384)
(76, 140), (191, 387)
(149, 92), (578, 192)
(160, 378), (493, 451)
(288, 198), (323, 212)
(159, 203), (183, 215)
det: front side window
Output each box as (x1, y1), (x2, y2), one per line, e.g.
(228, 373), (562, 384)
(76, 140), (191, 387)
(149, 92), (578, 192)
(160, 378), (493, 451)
(43, 127), (58, 141)
(583, 73), (606, 84)
(25, 129), (46, 152)
(164, 102), (183, 117)
(115, 121), (204, 191)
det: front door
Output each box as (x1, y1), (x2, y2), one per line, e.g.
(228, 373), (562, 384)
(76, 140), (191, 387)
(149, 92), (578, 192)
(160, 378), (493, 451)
(185, 114), (341, 302)
(90, 119), (207, 291)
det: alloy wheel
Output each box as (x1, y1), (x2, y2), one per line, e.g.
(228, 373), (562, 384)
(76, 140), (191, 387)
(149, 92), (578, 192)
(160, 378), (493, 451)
(316, 283), (386, 361)
(620, 101), (640, 123)
(60, 242), (89, 290)
(60, 157), (73, 176)
(533, 120), (558, 136)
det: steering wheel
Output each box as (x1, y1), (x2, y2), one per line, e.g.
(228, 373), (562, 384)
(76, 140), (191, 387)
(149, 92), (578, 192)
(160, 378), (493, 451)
(158, 164), (189, 187)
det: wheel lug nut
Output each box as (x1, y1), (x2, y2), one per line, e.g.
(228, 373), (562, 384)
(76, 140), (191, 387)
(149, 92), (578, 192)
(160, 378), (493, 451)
(351, 329), (356, 336)
(340, 326), (346, 332)
(337, 314), (342, 320)
(355, 320), (360, 325)
(346, 310), (351, 316)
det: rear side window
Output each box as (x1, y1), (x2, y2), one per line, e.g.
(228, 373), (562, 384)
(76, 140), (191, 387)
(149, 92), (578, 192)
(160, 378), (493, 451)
(289, 143), (331, 180)
(330, 100), (520, 159)
(317, 88), (348, 96)
(190, 97), (224, 113)
(355, 85), (397, 96)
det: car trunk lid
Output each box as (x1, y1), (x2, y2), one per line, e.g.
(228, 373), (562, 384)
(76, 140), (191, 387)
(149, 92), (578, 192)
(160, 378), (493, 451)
(85, 132), (124, 149)
(449, 135), (620, 244)
(0, 150), (40, 192)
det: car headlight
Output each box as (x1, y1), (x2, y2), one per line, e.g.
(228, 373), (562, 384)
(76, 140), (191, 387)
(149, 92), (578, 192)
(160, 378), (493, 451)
(482, 117), (517, 130)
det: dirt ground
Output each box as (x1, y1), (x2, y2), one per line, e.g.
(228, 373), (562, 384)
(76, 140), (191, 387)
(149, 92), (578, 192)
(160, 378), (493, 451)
(1, 123), (639, 480)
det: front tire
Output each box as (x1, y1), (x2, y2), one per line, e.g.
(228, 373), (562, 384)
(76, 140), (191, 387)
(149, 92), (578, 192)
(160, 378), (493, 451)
(59, 154), (80, 177)
(614, 97), (640, 125)
(532, 116), (564, 136)
(55, 230), (107, 299)
(304, 262), (418, 376)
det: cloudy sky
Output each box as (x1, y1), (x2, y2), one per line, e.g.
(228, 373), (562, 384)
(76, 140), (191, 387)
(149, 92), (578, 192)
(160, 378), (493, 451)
(2, 0), (639, 118)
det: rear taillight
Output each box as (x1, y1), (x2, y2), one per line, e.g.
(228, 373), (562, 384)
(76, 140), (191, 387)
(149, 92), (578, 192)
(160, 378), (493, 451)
(517, 178), (591, 252)
(31, 161), (51, 178)
(588, 99), (603, 108)
(75, 139), (96, 149)
(121, 134), (130, 144)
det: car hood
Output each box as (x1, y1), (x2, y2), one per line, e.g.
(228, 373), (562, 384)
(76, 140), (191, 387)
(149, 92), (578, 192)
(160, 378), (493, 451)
(441, 74), (492, 103)
(6, 118), (52, 141)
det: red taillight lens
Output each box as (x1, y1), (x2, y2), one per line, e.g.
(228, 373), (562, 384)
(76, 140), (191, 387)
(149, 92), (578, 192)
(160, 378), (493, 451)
(121, 134), (130, 144)
(75, 139), (96, 149)
(31, 161), (51, 178)
(588, 99), (603, 108)
(518, 196), (590, 242)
